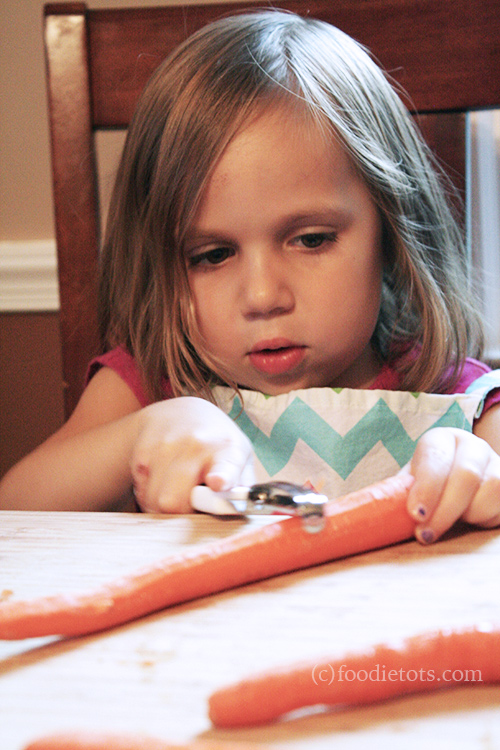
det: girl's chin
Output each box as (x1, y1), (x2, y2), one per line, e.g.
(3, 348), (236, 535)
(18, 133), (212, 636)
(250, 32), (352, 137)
(236, 374), (329, 396)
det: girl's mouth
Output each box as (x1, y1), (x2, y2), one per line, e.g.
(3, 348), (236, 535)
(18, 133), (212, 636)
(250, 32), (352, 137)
(248, 340), (306, 376)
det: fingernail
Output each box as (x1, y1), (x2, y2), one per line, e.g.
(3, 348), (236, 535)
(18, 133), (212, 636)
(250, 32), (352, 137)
(410, 504), (427, 521)
(206, 473), (230, 492)
(418, 528), (435, 544)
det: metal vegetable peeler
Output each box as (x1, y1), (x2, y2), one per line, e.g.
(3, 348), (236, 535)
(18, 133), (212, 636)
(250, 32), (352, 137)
(191, 481), (328, 533)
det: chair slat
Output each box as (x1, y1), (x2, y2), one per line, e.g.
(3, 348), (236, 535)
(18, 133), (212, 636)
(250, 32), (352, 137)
(86, 0), (500, 128)
(44, 6), (100, 414)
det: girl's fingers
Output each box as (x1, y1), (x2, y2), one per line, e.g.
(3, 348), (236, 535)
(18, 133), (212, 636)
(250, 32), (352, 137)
(405, 428), (457, 527)
(461, 451), (500, 527)
(148, 440), (214, 513)
(131, 398), (253, 513)
(205, 444), (255, 493)
(413, 431), (490, 543)
(134, 435), (254, 514)
(132, 438), (208, 513)
(405, 428), (500, 543)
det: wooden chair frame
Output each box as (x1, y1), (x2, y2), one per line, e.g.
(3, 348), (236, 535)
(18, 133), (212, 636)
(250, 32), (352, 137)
(43, 0), (500, 417)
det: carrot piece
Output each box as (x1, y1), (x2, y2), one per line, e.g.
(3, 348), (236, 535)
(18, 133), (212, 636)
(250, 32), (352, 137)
(22, 732), (266, 750)
(209, 623), (500, 727)
(22, 733), (178, 750)
(0, 474), (414, 640)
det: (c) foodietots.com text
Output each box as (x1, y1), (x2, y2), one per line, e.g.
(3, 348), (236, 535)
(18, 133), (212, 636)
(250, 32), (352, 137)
(311, 663), (483, 685)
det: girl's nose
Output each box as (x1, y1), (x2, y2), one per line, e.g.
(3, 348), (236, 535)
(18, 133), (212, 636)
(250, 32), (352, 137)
(240, 250), (295, 319)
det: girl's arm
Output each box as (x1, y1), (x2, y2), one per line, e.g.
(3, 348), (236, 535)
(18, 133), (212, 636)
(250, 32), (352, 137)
(0, 368), (254, 513)
(0, 369), (144, 511)
(404, 404), (500, 543)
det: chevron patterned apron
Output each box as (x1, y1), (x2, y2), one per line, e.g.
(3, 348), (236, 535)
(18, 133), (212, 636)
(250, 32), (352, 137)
(213, 371), (500, 497)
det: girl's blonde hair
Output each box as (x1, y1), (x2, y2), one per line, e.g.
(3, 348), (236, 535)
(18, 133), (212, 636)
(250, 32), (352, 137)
(100, 10), (484, 401)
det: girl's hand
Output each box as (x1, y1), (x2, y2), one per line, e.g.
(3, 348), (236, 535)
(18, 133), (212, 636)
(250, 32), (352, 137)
(402, 427), (500, 543)
(131, 397), (255, 513)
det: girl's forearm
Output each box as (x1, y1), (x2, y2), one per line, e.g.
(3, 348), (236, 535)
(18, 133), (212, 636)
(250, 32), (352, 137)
(0, 411), (144, 511)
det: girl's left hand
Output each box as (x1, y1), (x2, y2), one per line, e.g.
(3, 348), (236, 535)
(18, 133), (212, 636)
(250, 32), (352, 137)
(402, 427), (500, 544)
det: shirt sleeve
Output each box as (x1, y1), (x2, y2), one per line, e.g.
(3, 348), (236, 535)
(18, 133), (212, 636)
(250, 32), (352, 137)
(86, 347), (155, 407)
(460, 360), (500, 415)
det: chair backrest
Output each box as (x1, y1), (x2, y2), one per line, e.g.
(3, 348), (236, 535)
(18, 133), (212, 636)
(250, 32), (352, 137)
(44, 0), (500, 417)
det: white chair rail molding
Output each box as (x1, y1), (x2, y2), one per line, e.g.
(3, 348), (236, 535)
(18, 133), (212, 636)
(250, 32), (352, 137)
(0, 239), (59, 312)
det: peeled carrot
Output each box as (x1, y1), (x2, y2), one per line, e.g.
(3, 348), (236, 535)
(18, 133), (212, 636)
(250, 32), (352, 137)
(23, 734), (185, 750)
(0, 474), (414, 640)
(23, 733), (267, 750)
(209, 623), (500, 727)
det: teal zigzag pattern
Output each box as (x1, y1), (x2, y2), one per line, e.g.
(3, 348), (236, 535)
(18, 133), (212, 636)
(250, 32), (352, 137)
(228, 396), (471, 479)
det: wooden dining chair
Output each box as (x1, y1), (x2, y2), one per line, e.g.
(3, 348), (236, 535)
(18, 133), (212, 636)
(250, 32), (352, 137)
(43, 0), (500, 418)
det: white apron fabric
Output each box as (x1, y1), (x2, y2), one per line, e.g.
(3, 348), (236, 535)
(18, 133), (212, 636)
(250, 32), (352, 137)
(213, 371), (500, 497)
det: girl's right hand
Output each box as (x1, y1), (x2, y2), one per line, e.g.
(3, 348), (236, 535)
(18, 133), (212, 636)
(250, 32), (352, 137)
(131, 397), (255, 513)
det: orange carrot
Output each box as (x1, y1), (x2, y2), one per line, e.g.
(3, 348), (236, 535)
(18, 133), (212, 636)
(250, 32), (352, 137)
(23, 733), (267, 750)
(209, 623), (500, 727)
(23, 734), (182, 750)
(0, 474), (414, 640)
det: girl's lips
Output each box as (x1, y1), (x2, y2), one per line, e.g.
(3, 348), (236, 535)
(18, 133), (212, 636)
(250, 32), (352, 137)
(248, 340), (306, 376)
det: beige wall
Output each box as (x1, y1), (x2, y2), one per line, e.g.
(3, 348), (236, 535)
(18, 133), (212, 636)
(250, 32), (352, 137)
(1, 0), (54, 242)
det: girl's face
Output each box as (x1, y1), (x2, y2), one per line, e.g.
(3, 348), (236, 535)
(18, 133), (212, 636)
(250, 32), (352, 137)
(185, 107), (384, 394)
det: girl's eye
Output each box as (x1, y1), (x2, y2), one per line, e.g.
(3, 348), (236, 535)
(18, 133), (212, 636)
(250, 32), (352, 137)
(189, 246), (234, 267)
(294, 232), (337, 250)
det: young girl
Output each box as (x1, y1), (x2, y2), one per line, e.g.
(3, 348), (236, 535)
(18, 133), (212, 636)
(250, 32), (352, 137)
(1, 10), (500, 544)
